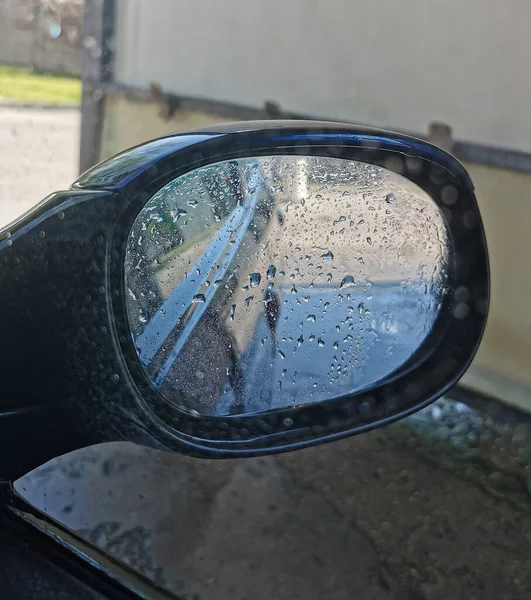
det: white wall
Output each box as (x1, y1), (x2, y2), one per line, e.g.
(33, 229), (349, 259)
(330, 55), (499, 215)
(114, 0), (531, 153)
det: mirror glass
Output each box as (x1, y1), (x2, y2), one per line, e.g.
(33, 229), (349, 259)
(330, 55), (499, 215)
(125, 156), (450, 416)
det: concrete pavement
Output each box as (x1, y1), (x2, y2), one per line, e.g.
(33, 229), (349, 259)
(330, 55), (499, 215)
(0, 106), (79, 229)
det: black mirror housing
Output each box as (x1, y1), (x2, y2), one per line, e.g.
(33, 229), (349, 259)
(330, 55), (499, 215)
(0, 121), (489, 479)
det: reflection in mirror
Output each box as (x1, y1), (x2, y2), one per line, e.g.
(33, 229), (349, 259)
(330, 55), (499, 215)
(125, 156), (450, 416)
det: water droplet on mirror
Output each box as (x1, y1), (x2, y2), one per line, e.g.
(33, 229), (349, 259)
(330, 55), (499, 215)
(249, 272), (261, 288)
(321, 250), (334, 260)
(385, 193), (395, 204)
(453, 303), (469, 319)
(358, 401), (372, 414)
(173, 208), (187, 221)
(290, 285), (297, 294)
(366, 236), (372, 245)
(270, 182), (283, 195)
(278, 349), (286, 359)
(441, 185), (458, 206)
(187, 199), (199, 208)
(266, 265), (277, 280)
(192, 294), (206, 304)
(229, 304), (236, 320)
(307, 314), (316, 322)
(340, 275), (355, 288)
(317, 338), (325, 347)
(244, 296), (254, 309)
(297, 335), (304, 347)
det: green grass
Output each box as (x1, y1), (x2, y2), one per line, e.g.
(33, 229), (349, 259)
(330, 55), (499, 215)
(0, 65), (81, 105)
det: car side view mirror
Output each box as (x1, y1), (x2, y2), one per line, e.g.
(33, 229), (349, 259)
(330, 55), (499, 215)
(0, 121), (489, 479)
